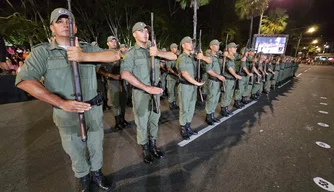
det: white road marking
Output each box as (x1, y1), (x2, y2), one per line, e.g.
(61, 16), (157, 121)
(178, 101), (257, 147)
(296, 73), (302, 77)
(313, 177), (334, 191)
(319, 111), (329, 114)
(318, 123), (329, 128)
(315, 141), (331, 149)
(278, 80), (291, 88)
(320, 103), (328, 106)
(321, 97), (327, 100)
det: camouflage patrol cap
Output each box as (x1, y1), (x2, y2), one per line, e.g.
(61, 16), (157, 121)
(209, 39), (220, 46)
(161, 48), (167, 51)
(132, 22), (150, 33)
(227, 42), (238, 48)
(50, 8), (75, 24)
(240, 47), (248, 53)
(170, 43), (178, 49)
(107, 36), (118, 42)
(180, 36), (192, 45)
(248, 48), (255, 52)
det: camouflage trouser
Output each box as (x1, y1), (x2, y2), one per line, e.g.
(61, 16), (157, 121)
(271, 70), (280, 87)
(58, 118), (104, 178)
(220, 79), (235, 107)
(251, 76), (262, 94)
(244, 75), (253, 97)
(167, 75), (178, 103)
(264, 73), (273, 91)
(205, 79), (221, 114)
(178, 84), (197, 126)
(107, 79), (126, 116)
(234, 76), (247, 100)
(132, 89), (161, 145)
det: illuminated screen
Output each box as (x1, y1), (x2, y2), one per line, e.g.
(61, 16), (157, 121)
(253, 36), (288, 54)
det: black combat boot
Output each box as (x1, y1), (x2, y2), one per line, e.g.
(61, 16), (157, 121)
(181, 125), (190, 140)
(234, 100), (243, 109)
(186, 122), (198, 135)
(114, 116), (124, 130)
(120, 113), (130, 127)
(221, 107), (229, 117)
(141, 143), (154, 164)
(250, 94), (257, 100)
(241, 96), (250, 104)
(263, 89), (269, 94)
(149, 139), (164, 159)
(91, 169), (112, 191)
(169, 102), (174, 110)
(205, 114), (214, 125)
(172, 101), (179, 110)
(79, 174), (90, 192)
(226, 107), (234, 115)
(210, 113), (220, 123)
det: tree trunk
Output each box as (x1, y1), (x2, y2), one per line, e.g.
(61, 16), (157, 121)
(249, 16), (253, 46)
(193, 0), (197, 47)
(258, 11), (263, 34)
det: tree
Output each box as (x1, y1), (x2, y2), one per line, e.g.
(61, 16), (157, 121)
(235, 0), (270, 42)
(260, 8), (288, 34)
(176, 0), (212, 47)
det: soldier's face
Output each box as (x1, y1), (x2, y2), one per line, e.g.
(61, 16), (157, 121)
(182, 42), (193, 51)
(171, 47), (178, 54)
(133, 28), (149, 43)
(230, 47), (237, 54)
(249, 52), (255, 57)
(50, 16), (77, 38)
(107, 39), (118, 49)
(210, 45), (219, 52)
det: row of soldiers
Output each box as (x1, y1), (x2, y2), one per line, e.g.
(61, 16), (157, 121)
(15, 7), (300, 191)
(98, 32), (300, 155)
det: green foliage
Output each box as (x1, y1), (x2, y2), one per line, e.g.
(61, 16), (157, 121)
(235, 0), (269, 19)
(176, 0), (211, 9)
(260, 8), (289, 34)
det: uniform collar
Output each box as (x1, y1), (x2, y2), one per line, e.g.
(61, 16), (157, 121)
(48, 41), (66, 50)
(134, 43), (148, 50)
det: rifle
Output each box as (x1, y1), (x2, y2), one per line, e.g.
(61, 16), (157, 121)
(67, 0), (87, 142)
(150, 12), (160, 114)
(235, 39), (250, 90)
(221, 34), (229, 92)
(196, 30), (204, 102)
(254, 47), (263, 84)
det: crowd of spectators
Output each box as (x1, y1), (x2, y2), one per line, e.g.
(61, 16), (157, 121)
(0, 46), (29, 76)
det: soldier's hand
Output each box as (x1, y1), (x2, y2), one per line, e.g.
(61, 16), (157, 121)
(272, 72), (275, 75)
(217, 75), (226, 82)
(248, 73), (253, 77)
(59, 100), (91, 113)
(67, 37), (83, 62)
(223, 51), (228, 57)
(150, 46), (159, 57)
(196, 53), (204, 60)
(235, 75), (242, 80)
(145, 86), (163, 95)
(196, 80), (205, 86)
(241, 56), (247, 62)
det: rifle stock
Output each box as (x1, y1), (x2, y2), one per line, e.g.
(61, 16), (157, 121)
(235, 39), (250, 90)
(221, 34), (228, 92)
(150, 12), (160, 114)
(67, 0), (87, 142)
(196, 30), (204, 102)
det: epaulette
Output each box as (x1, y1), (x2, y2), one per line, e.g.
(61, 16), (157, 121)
(32, 42), (48, 49)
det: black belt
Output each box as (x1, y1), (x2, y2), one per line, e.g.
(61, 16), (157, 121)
(208, 76), (219, 82)
(179, 80), (193, 85)
(239, 73), (247, 77)
(223, 75), (235, 80)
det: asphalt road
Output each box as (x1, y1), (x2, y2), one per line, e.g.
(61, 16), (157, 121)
(0, 64), (333, 192)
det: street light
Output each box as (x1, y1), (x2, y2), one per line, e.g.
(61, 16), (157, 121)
(294, 26), (317, 57)
(312, 39), (318, 44)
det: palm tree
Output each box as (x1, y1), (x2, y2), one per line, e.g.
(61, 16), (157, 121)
(260, 8), (289, 34)
(176, 0), (211, 46)
(235, 0), (270, 42)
